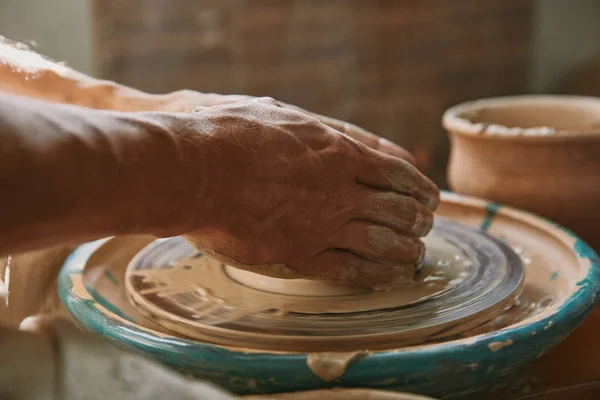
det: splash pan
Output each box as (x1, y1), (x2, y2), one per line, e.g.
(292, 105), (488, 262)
(58, 192), (600, 397)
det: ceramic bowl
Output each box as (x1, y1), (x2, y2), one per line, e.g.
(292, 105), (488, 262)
(444, 95), (600, 250)
(58, 192), (600, 399)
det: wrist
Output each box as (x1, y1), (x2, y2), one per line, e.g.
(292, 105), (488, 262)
(90, 110), (219, 238)
(62, 107), (215, 239)
(77, 109), (207, 238)
(133, 111), (213, 235)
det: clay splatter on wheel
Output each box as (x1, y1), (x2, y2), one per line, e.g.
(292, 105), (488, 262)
(124, 218), (524, 352)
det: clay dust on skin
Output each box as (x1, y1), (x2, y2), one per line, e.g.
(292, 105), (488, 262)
(0, 37), (67, 78)
(381, 169), (439, 211)
(366, 225), (418, 258)
(371, 236), (473, 294)
(363, 192), (432, 237)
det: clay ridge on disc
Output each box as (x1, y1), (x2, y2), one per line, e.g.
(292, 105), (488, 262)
(124, 218), (525, 352)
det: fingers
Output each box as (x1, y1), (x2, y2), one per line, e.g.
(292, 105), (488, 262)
(200, 93), (254, 106)
(318, 115), (416, 164)
(356, 151), (440, 211)
(231, 98), (417, 164)
(332, 220), (424, 264)
(253, 96), (280, 106)
(298, 249), (415, 285)
(358, 190), (434, 236)
(201, 96), (415, 163)
(277, 101), (415, 163)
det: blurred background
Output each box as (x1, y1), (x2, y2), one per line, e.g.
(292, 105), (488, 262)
(1, 0), (599, 187)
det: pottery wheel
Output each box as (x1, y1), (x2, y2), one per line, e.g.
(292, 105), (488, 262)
(125, 218), (524, 351)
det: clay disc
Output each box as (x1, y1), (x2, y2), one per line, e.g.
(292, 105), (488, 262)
(125, 218), (524, 351)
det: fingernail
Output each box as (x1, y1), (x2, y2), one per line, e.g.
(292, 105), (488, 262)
(427, 191), (441, 211)
(413, 212), (434, 236)
(417, 241), (426, 264)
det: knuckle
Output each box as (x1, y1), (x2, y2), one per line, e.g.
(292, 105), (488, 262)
(257, 96), (278, 105)
(170, 89), (194, 98)
(342, 121), (361, 135)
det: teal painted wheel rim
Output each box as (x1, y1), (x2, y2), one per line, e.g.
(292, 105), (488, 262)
(58, 192), (600, 398)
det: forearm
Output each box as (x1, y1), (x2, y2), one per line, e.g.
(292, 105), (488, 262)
(0, 40), (160, 111)
(0, 40), (238, 112)
(0, 93), (201, 255)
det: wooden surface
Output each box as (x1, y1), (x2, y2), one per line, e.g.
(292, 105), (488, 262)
(92, 0), (534, 187)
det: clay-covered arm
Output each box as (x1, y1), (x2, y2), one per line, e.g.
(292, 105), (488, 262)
(0, 40), (242, 113)
(0, 93), (199, 254)
(0, 40), (415, 162)
(0, 92), (438, 284)
(0, 40), (161, 111)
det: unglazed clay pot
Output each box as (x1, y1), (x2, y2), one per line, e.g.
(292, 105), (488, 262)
(444, 95), (600, 250)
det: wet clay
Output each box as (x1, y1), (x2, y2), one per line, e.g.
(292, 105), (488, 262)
(488, 339), (514, 352)
(129, 233), (472, 317)
(77, 204), (577, 348)
(187, 243), (303, 280)
(72, 216), (562, 356)
(305, 351), (369, 381)
(59, 193), (592, 396)
(459, 245), (561, 337)
(123, 219), (523, 351)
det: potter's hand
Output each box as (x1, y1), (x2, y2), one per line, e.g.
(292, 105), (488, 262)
(0, 94), (438, 285)
(177, 98), (439, 284)
(156, 90), (415, 163)
(0, 40), (412, 163)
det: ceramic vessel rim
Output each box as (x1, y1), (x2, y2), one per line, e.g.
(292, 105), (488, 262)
(57, 191), (600, 364)
(443, 95), (600, 141)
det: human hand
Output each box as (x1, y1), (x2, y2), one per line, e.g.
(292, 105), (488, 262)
(156, 90), (415, 164)
(168, 98), (438, 285)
